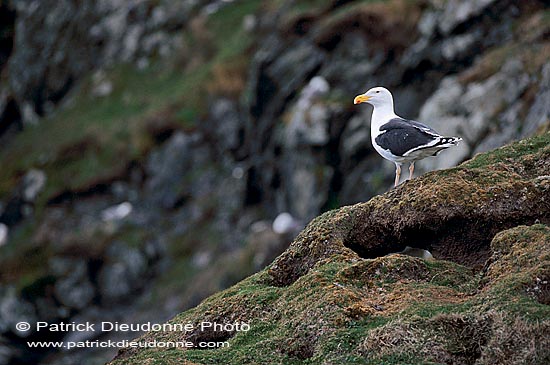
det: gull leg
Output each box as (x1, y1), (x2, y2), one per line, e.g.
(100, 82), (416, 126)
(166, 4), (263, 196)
(394, 164), (401, 187)
(409, 162), (415, 180)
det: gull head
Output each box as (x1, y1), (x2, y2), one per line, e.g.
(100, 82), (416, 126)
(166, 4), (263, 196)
(353, 86), (393, 108)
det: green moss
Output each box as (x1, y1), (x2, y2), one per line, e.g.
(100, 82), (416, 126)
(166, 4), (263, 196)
(286, 0), (334, 17)
(462, 132), (550, 170)
(403, 300), (474, 319)
(367, 354), (428, 365)
(314, 317), (392, 364)
(175, 107), (199, 129)
(116, 253), (483, 363)
(110, 241), (550, 364)
(476, 224), (550, 322)
(423, 259), (477, 290)
(206, 0), (260, 60)
(183, 322), (290, 364)
(484, 290), (550, 322)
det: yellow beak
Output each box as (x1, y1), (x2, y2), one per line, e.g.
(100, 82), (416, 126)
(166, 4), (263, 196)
(354, 94), (371, 104)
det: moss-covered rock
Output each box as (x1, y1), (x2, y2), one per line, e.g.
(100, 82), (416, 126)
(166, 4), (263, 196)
(271, 132), (550, 287)
(109, 133), (550, 364)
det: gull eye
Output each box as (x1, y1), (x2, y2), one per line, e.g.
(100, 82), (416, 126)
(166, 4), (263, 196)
(376, 91), (380, 93)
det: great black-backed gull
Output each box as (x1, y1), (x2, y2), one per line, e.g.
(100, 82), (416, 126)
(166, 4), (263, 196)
(354, 87), (462, 187)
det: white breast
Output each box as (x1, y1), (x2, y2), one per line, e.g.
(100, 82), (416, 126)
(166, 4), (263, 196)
(370, 110), (408, 164)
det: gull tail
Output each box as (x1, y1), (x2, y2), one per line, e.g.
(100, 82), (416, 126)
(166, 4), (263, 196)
(429, 136), (462, 156)
(438, 136), (462, 147)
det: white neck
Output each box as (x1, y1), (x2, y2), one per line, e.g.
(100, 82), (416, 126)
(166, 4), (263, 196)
(370, 103), (397, 134)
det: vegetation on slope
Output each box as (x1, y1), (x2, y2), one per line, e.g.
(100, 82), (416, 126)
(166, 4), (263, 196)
(111, 133), (550, 364)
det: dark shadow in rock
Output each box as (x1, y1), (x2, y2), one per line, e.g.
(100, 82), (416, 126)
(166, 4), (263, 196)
(346, 199), (549, 270)
(0, 1), (15, 69)
(0, 96), (22, 137)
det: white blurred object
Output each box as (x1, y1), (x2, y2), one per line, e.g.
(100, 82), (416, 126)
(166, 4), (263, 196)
(243, 14), (257, 32)
(22, 169), (47, 202)
(399, 246), (433, 260)
(193, 251), (212, 268)
(91, 70), (113, 97)
(297, 76), (330, 110)
(101, 202), (133, 222)
(232, 166), (244, 179)
(272, 212), (299, 235)
(286, 76), (331, 147)
(0, 223), (8, 247)
(21, 102), (39, 126)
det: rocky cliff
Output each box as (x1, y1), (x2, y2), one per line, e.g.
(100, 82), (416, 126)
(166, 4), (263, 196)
(0, 0), (549, 364)
(111, 132), (550, 364)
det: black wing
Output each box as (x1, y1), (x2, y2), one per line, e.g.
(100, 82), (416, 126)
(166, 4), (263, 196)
(406, 119), (439, 134)
(375, 118), (440, 156)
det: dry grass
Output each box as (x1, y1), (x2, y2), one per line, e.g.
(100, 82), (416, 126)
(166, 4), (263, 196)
(478, 315), (550, 365)
(486, 225), (550, 283)
(360, 312), (493, 363)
